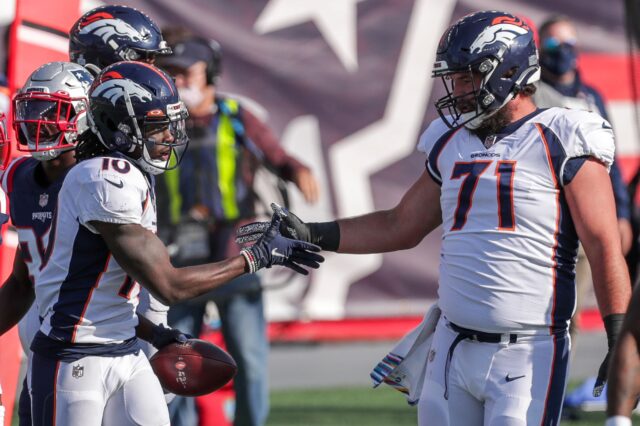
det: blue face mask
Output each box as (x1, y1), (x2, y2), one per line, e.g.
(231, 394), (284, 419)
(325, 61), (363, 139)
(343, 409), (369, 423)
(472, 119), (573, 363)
(540, 38), (578, 76)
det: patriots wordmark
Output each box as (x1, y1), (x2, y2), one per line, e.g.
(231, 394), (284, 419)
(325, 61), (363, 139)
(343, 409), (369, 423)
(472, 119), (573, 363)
(80, 18), (149, 44)
(469, 24), (528, 54)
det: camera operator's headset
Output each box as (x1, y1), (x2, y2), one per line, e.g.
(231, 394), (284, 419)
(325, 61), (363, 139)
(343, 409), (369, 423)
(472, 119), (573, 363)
(174, 36), (223, 85)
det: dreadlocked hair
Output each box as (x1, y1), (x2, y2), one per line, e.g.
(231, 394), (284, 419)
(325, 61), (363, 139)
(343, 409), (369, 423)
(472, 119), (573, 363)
(74, 130), (111, 162)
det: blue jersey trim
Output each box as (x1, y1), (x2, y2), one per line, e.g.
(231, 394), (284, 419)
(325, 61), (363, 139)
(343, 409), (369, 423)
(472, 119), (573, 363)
(562, 156), (588, 185)
(553, 194), (579, 326)
(535, 124), (567, 186)
(541, 332), (570, 424)
(30, 352), (59, 426)
(536, 123), (579, 328)
(48, 225), (111, 342)
(426, 128), (458, 185)
(31, 331), (140, 361)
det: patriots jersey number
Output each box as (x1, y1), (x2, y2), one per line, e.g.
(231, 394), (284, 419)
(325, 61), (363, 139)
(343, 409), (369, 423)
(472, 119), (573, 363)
(450, 160), (516, 231)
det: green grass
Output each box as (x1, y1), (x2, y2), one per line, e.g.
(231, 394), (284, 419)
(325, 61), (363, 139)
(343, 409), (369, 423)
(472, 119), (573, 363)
(268, 386), (417, 426)
(267, 386), (630, 426)
(7, 384), (632, 425)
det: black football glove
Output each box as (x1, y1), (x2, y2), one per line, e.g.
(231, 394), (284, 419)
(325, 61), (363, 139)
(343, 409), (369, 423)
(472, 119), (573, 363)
(593, 313), (625, 397)
(236, 203), (339, 251)
(240, 212), (324, 275)
(151, 324), (190, 349)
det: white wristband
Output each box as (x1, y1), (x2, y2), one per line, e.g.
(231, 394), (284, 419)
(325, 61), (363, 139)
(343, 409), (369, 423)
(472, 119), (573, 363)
(605, 416), (632, 426)
(240, 249), (256, 273)
(0, 405), (5, 423)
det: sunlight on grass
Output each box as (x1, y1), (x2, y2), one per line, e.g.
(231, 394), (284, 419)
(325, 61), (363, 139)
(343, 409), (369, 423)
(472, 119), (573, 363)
(268, 386), (633, 426)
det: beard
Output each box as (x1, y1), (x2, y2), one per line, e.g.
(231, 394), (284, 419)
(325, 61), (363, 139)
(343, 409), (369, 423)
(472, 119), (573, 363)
(470, 106), (514, 138)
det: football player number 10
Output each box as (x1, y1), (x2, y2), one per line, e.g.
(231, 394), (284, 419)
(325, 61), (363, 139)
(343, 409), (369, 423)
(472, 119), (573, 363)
(450, 160), (516, 231)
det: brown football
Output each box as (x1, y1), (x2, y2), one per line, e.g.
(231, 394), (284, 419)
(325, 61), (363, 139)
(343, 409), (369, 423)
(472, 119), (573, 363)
(150, 338), (237, 396)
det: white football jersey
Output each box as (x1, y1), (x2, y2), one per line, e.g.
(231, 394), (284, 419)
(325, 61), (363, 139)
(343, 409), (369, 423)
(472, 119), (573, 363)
(417, 107), (615, 333)
(36, 156), (156, 344)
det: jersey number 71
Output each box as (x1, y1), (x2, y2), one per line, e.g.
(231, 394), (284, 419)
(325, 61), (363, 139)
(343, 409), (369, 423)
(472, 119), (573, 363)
(450, 160), (516, 231)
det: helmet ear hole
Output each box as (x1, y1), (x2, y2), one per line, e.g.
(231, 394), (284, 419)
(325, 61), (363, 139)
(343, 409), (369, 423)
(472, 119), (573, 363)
(112, 131), (132, 151)
(105, 117), (118, 132)
(502, 67), (518, 79)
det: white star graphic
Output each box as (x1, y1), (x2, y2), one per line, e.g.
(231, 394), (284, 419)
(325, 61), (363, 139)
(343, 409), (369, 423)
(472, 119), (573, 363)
(254, 0), (364, 72)
(303, 0), (455, 319)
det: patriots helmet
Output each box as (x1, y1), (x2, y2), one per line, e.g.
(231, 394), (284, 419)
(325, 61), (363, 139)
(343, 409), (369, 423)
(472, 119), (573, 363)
(87, 61), (188, 175)
(432, 11), (540, 129)
(69, 5), (171, 73)
(13, 62), (93, 161)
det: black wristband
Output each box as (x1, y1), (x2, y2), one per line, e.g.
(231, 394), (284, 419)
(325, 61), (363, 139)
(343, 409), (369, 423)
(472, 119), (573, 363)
(603, 313), (625, 349)
(309, 221), (340, 251)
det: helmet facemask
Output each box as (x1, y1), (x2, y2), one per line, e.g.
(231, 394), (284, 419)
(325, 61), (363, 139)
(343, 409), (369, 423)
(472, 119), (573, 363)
(137, 103), (189, 175)
(117, 39), (172, 64)
(13, 91), (89, 161)
(434, 57), (519, 130)
(0, 113), (10, 170)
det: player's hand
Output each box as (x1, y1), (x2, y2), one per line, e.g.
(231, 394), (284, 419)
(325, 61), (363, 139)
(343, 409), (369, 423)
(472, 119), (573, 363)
(593, 313), (625, 397)
(293, 168), (320, 204)
(151, 324), (190, 349)
(236, 203), (311, 243)
(593, 352), (609, 397)
(241, 213), (324, 275)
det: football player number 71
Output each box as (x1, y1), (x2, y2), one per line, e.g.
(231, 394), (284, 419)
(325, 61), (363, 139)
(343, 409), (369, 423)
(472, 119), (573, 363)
(450, 160), (516, 231)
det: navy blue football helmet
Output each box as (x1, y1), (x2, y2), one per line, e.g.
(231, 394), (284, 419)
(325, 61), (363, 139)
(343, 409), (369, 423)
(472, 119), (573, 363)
(432, 11), (540, 129)
(69, 5), (171, 73)
(87, 61), (188, 175)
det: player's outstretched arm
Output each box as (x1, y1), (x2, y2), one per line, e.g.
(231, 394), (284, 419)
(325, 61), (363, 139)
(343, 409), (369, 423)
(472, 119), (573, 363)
(238, 171), (442, 254)
(606, 285), (640, 419)
(91, 221), (248, 305)
(335, 171), (442, 253)
(564, 158), (632, 396)
(0, 248), (34, 336)
(91, 218), (322, 305)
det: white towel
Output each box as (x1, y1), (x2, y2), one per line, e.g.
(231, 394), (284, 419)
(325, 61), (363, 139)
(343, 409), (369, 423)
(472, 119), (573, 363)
(370, 303), (441, 405)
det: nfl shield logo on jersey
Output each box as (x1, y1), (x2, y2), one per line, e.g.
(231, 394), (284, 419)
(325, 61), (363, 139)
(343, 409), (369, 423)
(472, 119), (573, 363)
(39, 193), (49, 207)
(72, 364), (84, 379)
(484, 135), (497, 149)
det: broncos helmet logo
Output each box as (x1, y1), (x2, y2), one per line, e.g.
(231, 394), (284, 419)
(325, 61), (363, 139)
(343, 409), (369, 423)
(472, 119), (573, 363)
(469, 23), (529, 54)
(92, 79), (153, 106)
(79, 18), (150, 44)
